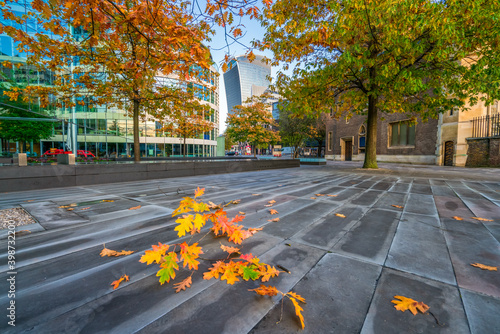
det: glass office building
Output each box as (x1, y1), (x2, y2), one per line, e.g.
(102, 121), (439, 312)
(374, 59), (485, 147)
(223, 55), (271, 114)
(0, 1), (219, 158)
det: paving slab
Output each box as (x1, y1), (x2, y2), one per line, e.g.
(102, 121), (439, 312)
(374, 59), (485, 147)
(388, 182), (411, 193)
(291, 205), (365, 250)
(434, 195), (476, 222)
(442, 218), (500, 298)
(410, 183), (433, 195)
(20, 201), (89, 229)
(385, 219), (456, 284)
(350, 190), (384, 207)
(333, 208), (401, 264)
(460, 288), (500, 334)
(360, 268), (470, 334)
(460, 197), (500, 221)
(405, 193), (438, 216)
(251, 253), (382, 333)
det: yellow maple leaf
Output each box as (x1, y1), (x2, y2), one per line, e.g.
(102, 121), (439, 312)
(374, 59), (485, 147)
(392, 295), (429, 315)
(173, 276), (192, 293)
(238, 211), (246, 215)
(335, 213), (346, 218)
(289, 297), (305, 329)
(471, 263), (497, 271)
(269, 209), (278, 215)
(194, 187), (205, 198)
(452, 216), (463, 221)
(193, 213), (206, 230)
(175, 215), (194, 237)
(140, 242), (169, 265)
(264, 204), (273, 207)
(471, 217), (493, 222)
(268, 200), (276, 204)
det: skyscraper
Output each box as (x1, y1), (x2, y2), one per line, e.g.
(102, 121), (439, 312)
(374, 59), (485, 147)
(223, 55), (271, 115)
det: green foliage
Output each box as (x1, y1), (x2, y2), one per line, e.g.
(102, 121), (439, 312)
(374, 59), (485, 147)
(260, 0), (500, 168)
(0, 96), (54, 150)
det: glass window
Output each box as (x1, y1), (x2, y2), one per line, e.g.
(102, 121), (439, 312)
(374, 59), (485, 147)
(390, 121), (415, 147)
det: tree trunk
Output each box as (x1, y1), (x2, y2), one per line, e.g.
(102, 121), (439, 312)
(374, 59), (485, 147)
(133, 99), (141, 163)
(253, 144), (256, 157)
(183, 136), (186, 157)
(363, 93), (378, 169)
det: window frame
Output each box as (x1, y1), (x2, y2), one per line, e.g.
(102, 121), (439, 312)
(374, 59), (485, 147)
(388, 120), (416, 148)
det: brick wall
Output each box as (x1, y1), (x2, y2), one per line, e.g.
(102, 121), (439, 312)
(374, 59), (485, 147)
(465, 137), (500, 167)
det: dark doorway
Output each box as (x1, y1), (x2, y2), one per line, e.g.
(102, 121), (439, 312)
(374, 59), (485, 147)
(345, 140), (352, 161)
(444, 141), (454, 166)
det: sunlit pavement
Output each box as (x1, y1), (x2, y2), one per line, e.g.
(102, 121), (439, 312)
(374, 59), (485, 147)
(1, 163), (499, 333)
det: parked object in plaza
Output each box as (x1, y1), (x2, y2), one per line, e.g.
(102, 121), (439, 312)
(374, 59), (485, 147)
(42, 148), (95, 158)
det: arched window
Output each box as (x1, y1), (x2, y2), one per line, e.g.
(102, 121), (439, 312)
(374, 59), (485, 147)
(359, 125), (366, 153)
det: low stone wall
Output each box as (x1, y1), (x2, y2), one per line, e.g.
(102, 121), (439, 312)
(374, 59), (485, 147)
(465, 137), (500, 167)
(0, 159), (300, 192)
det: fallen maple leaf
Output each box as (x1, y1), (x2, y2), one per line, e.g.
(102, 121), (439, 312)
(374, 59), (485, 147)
(69, 203), (77, 207)
(315, 194), (325, 197)
(232, 199), (241, 204)
(252, 194), (261, 196)
(392, 205), (403, 209)
(392, 295), (429, 315)
(80, 207), (90, 210)
(452, 216), (463, 221)
(335, 213), (346, 218)
(100, 245), (134, 257)
(264, 204), (273, 207)
(268, 218), (280, 222)
(268, 200), (276, 204)
(129, 205), (141, 210)
(14, 230), (31, 236)
(207, 201), (221, 210)
(220, 244), (240, 254)
(194, 187), (205, 198)
(59, 205), (70, 208)
(326, 194), (338, 197)
(310, 197), (317, 199)
(238, 211), (246, 215)
(269, 209), (278, 215)
(471, 263), (497, 271)
(290, 297), (305, 329)
(173, 276), (192, 292)
(67, 208), (74, 211)
(471, 217), (493, 222)
(249, 284), (279, 297)
(111, 275), (129, 289)
(102, 200), (114, 202)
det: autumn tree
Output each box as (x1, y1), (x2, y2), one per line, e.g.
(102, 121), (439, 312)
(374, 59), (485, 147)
(276, 101), (317, 159)
(260, 0), (500, 168)
(159, 88), (215, 157)
(226, 94), (280, 157)
(1, 0), (212, 162)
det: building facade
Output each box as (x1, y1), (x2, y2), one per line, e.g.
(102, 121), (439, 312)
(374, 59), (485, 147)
(0, 1), (219, 158)
(223, 55), (271, 114)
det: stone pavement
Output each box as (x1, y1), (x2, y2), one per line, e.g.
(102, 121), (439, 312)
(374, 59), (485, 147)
(0, 162), (499, 333)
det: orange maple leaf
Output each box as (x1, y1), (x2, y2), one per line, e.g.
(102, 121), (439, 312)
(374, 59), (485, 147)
(269, 209), (278, 215)
(287, 291), (306, 303)
(335, 213), (346, 218)
(179, 242), (203, 270)
(289, 297), (305, 329)
(310, 197), (317, 199)
(327, 194), (338, 197)
(129, 205), (141, 210)
(452, 216), (463, 221)
(268, 200), (276, 204)
(471, 263), (497, 271)
(221, 244), (240, 254)
(194, 187), (205, 198)
(175, 214), (194, 237)
(391, 205), (403, 209)
(204, 261), (225, 280)
(392, 295), (429, 315)
(111, 275), (129, 290)
(471, 217), (494, 222)
(315, 194), (325, 197)
(268, 218), (280, 222)
(173, 276), (192, 293)
(100, 245), (134, 257)
(238, 211), (246, 215)
(249, 284), (280, 297)
(252, 194), (261, 196)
